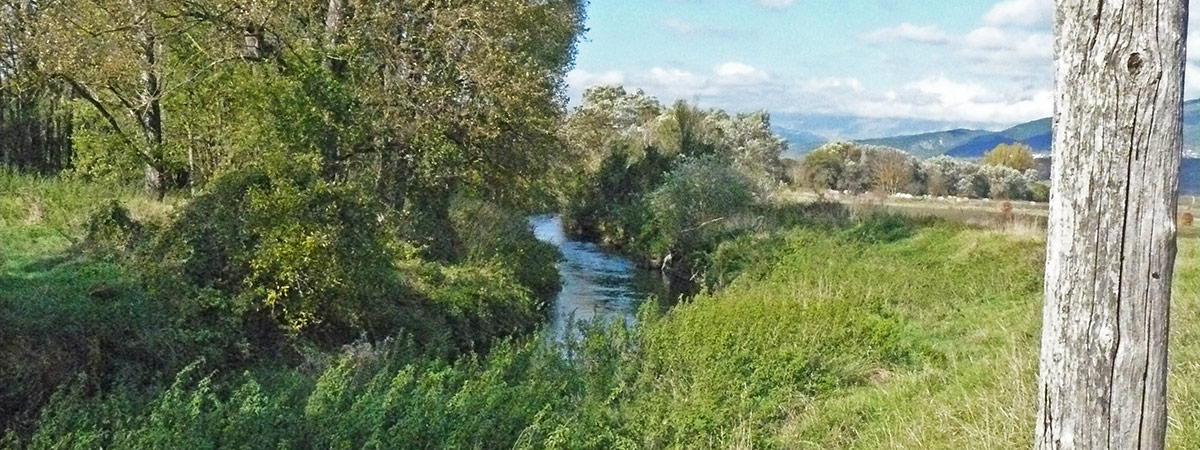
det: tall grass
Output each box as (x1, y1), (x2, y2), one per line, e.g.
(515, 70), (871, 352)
(5, 184), (1199, 448)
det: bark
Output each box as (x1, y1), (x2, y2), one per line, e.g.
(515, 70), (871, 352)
(324, 0), (348, 75)
(138, 23), (166, 200)
(319, 0), (351, 179)
(1038, 1), (1187, 449)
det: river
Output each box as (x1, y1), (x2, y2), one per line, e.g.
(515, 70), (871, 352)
(529, 215), (674, 338)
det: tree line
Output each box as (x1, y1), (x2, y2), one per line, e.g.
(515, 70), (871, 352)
(2, 0), (584, 209)
(792, 141), (1050, 202)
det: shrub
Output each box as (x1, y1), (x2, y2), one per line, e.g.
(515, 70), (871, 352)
(450, 198), (561, 300)
(421, 264), (543, 351)
(646, 156), (755, 257)
(80, 201), (148, 259)
(982, 142), (1037, 171)
(143, 161), (416, 345)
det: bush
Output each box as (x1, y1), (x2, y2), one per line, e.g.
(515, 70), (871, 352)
(421, 264), (544, 352)
(562, 146), (673, 245)
(80, 201), (148, 259)
(645, 156), (755, 258)
(141, 161), (419, 346)
(450, 198), (561, 300)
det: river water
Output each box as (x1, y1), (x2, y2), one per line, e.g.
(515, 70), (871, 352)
(529, 215), (673, 338)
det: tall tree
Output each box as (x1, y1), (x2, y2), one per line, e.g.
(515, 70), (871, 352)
(26, 0), (256, 198)
(1038, 1), (1187, 449)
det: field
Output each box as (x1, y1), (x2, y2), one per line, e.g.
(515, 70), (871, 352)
(785, 189), (1200, 238)
(3, 177), (1198, 448)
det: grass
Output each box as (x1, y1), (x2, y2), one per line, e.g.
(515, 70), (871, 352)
(3, 173), (1199, 448)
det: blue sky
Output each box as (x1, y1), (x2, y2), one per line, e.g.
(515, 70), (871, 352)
(566, 0), (1200, 130)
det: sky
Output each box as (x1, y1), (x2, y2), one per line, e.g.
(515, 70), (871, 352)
(565, 0), (1200, 132)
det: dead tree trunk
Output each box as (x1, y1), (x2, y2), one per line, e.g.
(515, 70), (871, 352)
(1038, 1), (1187, 449)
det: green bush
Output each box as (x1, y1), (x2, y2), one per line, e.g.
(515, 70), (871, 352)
(421, 264), (544, 352)
(450, 198), (561, 300)
(80, 201), (149, 259)
(143, 161), (417, 344)
(645, 155), (755, 259)
(561, 146), (672, 245)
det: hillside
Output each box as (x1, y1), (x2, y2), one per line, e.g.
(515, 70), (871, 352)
(775, 128), (828, 157)
(859, 129), (993, 159)
(775, 99), (1200, 159)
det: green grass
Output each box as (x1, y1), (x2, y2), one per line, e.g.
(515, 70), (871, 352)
(4, 173), (1199, 448)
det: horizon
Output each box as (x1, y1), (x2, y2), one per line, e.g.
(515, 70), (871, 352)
(567, 0), (1200, 137)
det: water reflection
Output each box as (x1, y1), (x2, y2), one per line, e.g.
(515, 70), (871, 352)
(529, 215), (672, 339)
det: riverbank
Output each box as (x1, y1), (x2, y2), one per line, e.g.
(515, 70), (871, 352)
(13, 208), (1197, 448)
(6, 176), (1199, 448)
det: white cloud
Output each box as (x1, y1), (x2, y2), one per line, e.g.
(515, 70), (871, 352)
(862, 23), (949, 44)
(662, 18), (700, 35)
(846, 76), (1053, 124)
(800, 77), (866, 93)
(648, 67), (706, 90)
(714, 62), (770, 85)
(566, 69), (626, 89)
(983, 0), (1053, 28)
(961, 26), (1053, 64)
(1187, 62), (1200, 99)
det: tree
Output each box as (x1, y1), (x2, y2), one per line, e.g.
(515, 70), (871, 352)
(26, 0), (254, 198)
(871, 148), (916, 195)
(1037, 1), (1186, 448)
(982, 142), (1037, 171)
(560, 85), (663, 173)
(801, 141), (854, 191)
(709, 110), (786, 197)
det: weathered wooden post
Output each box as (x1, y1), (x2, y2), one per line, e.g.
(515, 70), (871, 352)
(1038, 1), (1187, 449)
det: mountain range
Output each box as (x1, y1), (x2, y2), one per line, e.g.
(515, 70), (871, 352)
(772, 99), (1200, 194)
(774, 99), (1200, 160)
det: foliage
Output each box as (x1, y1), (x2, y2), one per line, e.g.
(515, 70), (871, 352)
(0, 169), (564, 435)
(562, 145), (673, 244)
(839, 213), (917, 244)
(800, 142), (919, 194)
(645, 156), (756, 258)
(449, 198), (561, 300)
(16, 217), (1118, 449)
(559, 89), (787, 272)
(798, 144), (1049, 201)
(141, 161), (414, 342)
(982, 142), (1037, 171)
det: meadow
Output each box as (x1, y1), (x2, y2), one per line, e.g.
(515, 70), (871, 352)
(3, 174), (1197, 449)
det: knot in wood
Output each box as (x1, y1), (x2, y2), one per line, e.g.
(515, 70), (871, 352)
(1126, 52), (1144, 74)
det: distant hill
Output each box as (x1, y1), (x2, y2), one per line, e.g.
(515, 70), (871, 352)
(770, 99), (1200, 193)
(775, 128), (827, 158)
(859, 129), (993, 159)
(944, 118), (1053, 158)
(1184, 158), (1199, 195)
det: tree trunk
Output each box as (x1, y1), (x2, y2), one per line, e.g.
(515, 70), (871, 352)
(1038, 1), (1187, 449)
(139, 25), (166, 200)
(324, 0), (349, 75)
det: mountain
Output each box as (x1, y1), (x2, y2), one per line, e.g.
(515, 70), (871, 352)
(861, 129), (994, 159)
(772, 99), (1200, 159)
(944, 118), (1053, 158)
(769, 112), (1000, 144)
(1183, 158), (1200, 195)
(775, 128), (827, 158)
